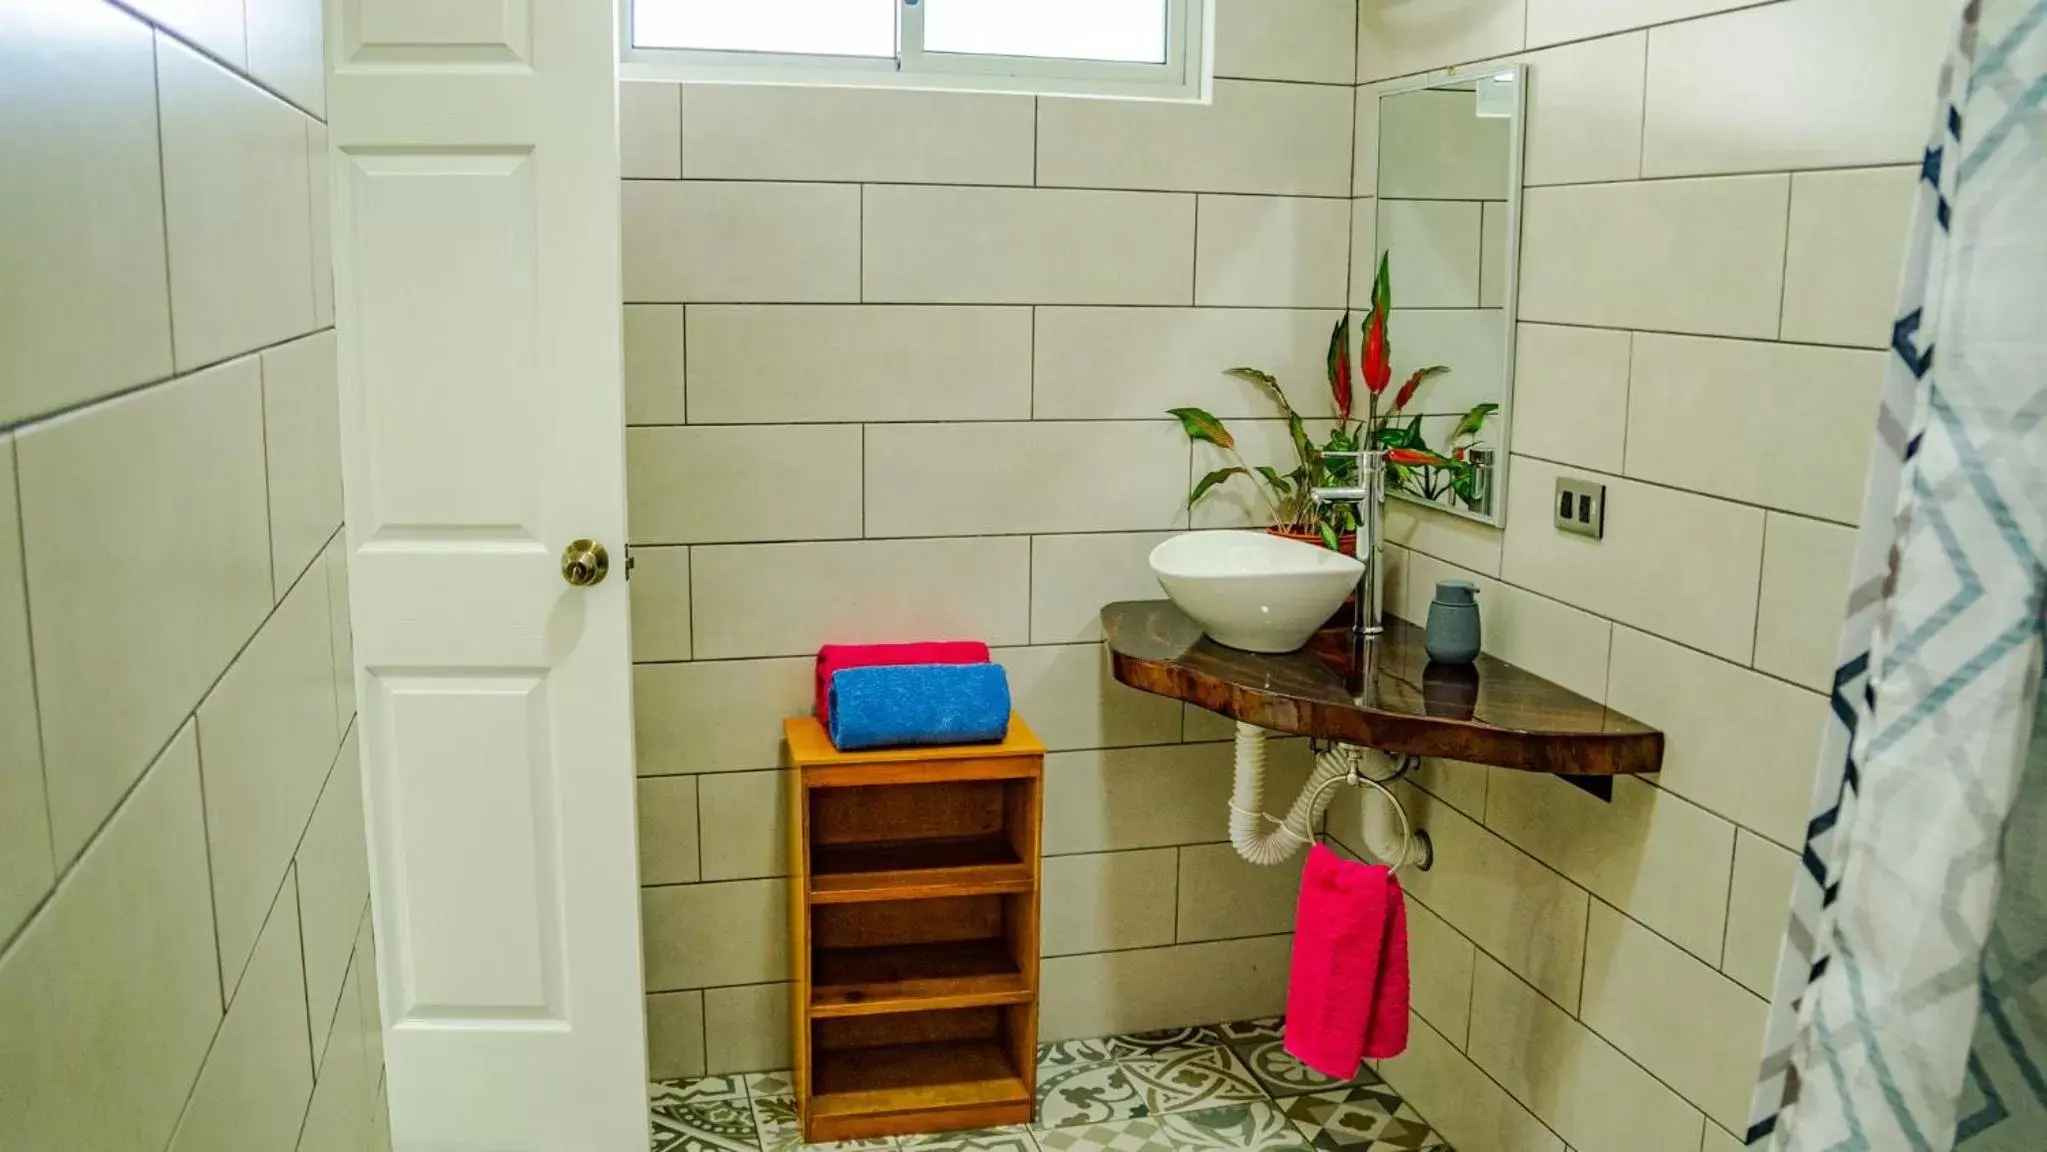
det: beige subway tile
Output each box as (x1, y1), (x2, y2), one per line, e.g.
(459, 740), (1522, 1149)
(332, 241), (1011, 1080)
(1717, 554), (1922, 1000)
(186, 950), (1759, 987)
(688, 306), (1032, 423)
(1519, 176), (1789, 338)
(622, 181), (861, 303)
(1384, 500), (1505, 577)
(642, 878), (789, 992)
(1042, 849), (1179, 957)
(1031, 532), (1173, 644)
(1508, 324), (1630, 475)
(1581, 902), (1769, 1132)
(323, 538), (355, 727)
(1606, 627), (1826, 849)
(863, 186), (1195, 305)
(1195, 195), (1352, 308)
(1522, 32), (1647, 186)
(1375, 200), (1483, 308)
(1357, 0), (1526, 82)
(245, 0), (324, 114)
(1782, 166), (1918, 348)
(261, 331), (343, 587)
(17, 350), (273, 872)
(996, 644), (1182, 752)
(167, 881), (314, 1152)
(623, 305), (687, 425)
(638, 776), (701, 887)
(634, 657), (813, 776)
(1755, 513), (1857, 693)
(647, 991), (706, 1081)
(1350, 198), (1378, 308)
(1641, 0), (1952, 177)
(1038, 308), (1344, 422)
(1042, 935), (1293, 1041)
(0, 0), (172, 425)
(1703, 1123), (1746, 1152)
(1486, 773), (1733, 963)
(0, 724), (222, 1152)
(1217, 0), (1357, 82)
(1627, 335), (1883, 523)
(307, 121), (332, 328)
(691, 537), (1031, 659)
(199, 566), (340, 994)
(1405, 898), (1477, 1047)
(1044, 741), (1312, 856)
(1480, 201), (1508, 308)
(1526, 0), (1766, 47)
(1380, 1016), (1565, 1152)
(295, 731), (368, 1059)
(704, 983), (792, 1074)
(1378, 90), (1513, 201)
(157, 36), (316, 369)
(1468, 956), (1706, 1152)
(619, 82), (681, 180)
(1183, 702), (1242, 744)
(627, 425), (862, 545)
(301, 950), (369, 1151)
(0, 437), (51, 944)
(867, 422), (1188, 538)
(1038, 80), (1352, 196)
(684, 85), (1034, 185)
(1502, 456), (1765, 663)
(628, 546), (692, 664)
(1722, 830), (1797, 996)
(128, 0), (245, 65)
(1401, 550), (1613, 702)
(1399, 783), (1588, 1009)
(1177, 842), (1307, 942)
(1414, 759), (1491, 822)
(1354, 90), (1378, 197)
(698, 770), (790, 883)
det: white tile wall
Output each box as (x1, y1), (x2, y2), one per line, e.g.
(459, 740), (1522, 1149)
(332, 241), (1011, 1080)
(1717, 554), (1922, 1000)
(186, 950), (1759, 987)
(1028, 532), (1174, 643)
(3, 9), (372, 1149)
(622, 181), (862, 303)
(1034, 308), (1343, 421)
(1041, 850), (1179, 956)
(628, 424), (864, 545)
(866, 421), (1190, 537)
(1356, 0), (1527, 82)
(1520, 32), (1647, 186)
(623, 305), (688, 425)
(628, 546), (693, 663)
(1037, 81), (1353, 197)
(1781, 166), (1920, 348)
(697, 771), (789, 882)
(0, 1), (174, 426)
(1040, 935), (1294, 1041)
(1375, 200), (1484, 307)
(1216, 0), (1359, 83)
(684, 85), (1036, 186)
(1508, 324), (1630, 474)
(995, 644), (1183, 752)
(1524, 0), (1764, 47)
(1755, 513), (1859, 691)
(619, 83), (682, 180)
(638, 776), (702, 887)
(642, 879), (789, 992)
(1195, 195), (1353, 308)
(863, 186), (1197, 305)
(1722, 831), (1799, 995)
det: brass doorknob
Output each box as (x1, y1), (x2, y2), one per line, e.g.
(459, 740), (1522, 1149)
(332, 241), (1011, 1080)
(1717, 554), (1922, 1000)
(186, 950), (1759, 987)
(561, 540), (610, 587)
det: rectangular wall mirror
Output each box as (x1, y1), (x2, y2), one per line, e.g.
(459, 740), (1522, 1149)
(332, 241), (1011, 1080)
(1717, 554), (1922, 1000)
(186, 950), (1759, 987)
(1370, 64), (1526, 526)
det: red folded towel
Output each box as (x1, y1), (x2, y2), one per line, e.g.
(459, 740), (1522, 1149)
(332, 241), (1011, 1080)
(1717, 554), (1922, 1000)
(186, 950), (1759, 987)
(1284, 843), (1410, 1078)
(814, 641), (991, 726)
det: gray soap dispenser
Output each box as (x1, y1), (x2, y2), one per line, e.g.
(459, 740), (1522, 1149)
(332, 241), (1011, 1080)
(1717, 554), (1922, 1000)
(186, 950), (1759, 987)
(1425, 579), (1483, 665)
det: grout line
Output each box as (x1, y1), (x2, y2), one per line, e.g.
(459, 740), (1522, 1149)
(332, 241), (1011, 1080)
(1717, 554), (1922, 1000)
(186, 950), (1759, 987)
(0, 324), (337, 437)
(856, 183), (866, 303)
(1510, 447), (1861, 529)
(191, 715), (231, 1013)
(623, 174), (1357, 202)
(1773, 175), (1796, 340)
(256, 355), (279, 603)
(1748, 514), (1774, 665)
(109, 0), (329, 123)
(1031, 96), (1040, 187)
(6, 440), (60, 892)
(149, 33), (183, 383)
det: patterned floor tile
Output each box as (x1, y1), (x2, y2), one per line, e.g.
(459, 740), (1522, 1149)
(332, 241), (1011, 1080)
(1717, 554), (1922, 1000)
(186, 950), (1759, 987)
(1030, 1117), (1174, 1152)
(750, 1093), (897, 1152)
(1156, 1101), (1311, 1151)
(1278, 1085), (1440, 1151)
(746, 1072), (797, 1099)
(1118, 1047), (1266, 1116)
(651, 1095), (764, 1152)
(1037, 1061), (1150, 1128)
(1229, 1039), (1384, 1099)
(1214, 1017), (1286, 1045)
(897, 1126), (1038, 1152)
(1101, 1026), (1227, 1059)
(1039, 1038), (1118, 1071)
(653, 1075), (752, 1109)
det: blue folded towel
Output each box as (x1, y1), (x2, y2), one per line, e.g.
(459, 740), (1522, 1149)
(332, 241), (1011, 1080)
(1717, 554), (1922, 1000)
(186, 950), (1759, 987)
(827, 663), (1012, 752)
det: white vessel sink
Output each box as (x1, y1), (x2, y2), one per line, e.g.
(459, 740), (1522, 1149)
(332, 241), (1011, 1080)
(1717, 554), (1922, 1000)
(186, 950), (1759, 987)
(1148, 531), (1364, 654)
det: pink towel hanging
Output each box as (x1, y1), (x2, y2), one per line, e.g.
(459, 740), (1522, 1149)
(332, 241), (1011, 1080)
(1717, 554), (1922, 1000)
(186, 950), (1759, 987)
(1284, 843), (1410, 1079)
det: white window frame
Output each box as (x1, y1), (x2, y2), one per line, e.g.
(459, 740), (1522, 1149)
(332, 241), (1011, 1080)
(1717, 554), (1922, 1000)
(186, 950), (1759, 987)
(618, 0), (1212, 103)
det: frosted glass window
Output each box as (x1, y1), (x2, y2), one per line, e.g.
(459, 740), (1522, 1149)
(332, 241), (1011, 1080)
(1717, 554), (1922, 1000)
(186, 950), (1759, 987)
(923, 0), (1169, 64)
(633, 0), (897, 57)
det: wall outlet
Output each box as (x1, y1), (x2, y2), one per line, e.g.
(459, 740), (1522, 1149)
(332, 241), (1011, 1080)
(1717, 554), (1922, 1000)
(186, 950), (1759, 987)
(1554, 477), (1606, 539)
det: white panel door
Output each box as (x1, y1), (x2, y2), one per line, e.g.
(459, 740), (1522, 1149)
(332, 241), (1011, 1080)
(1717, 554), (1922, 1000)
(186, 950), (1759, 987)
(322, 0), (648, 1146)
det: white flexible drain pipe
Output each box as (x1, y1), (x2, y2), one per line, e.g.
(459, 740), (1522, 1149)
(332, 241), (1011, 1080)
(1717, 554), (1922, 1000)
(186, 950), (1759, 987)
(1228, 721), (1362, 866)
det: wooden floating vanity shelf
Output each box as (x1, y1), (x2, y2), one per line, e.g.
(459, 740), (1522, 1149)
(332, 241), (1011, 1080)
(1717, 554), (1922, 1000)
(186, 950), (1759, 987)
(1102, 601), (1664, 779)
(783, 717), (1045, 1144)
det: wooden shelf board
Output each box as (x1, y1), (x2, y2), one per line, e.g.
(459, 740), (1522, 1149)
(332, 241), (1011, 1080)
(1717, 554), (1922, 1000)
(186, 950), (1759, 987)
(811, 837), (1032, 904)
(810, 1039), (1029, 1119)
(811, 939), (1030, 1017)
(786, 715), (1046, 768)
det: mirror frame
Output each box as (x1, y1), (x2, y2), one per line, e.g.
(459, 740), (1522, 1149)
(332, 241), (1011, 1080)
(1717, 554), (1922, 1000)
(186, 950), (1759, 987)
(1371, 61), (1528, 529)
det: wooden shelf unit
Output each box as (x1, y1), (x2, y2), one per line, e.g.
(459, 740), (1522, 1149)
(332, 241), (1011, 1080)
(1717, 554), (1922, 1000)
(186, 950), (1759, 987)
(785, 716), (1046, 1144)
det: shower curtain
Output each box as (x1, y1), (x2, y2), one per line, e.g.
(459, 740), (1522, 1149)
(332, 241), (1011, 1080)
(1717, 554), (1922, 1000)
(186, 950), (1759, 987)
(1746, 1), (2047, 1148)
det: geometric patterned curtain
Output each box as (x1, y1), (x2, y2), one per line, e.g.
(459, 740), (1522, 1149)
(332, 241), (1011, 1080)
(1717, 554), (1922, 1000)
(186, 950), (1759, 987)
(1746, 1), (2047, 1147)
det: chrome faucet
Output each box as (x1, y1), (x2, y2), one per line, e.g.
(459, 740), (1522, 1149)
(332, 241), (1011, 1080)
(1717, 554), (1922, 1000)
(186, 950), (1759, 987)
(1310, 449), (1387, 639)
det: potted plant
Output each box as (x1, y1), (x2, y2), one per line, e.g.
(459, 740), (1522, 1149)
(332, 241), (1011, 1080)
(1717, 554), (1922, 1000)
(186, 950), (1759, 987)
(1358, 253), (1499, 511)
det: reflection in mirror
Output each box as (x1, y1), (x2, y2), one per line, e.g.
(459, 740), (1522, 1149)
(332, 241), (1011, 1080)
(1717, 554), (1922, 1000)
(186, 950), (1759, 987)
(1369, 66), (1525, 525)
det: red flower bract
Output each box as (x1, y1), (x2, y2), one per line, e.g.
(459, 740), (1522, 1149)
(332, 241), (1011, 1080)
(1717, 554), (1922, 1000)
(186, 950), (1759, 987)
(1327, 317), (1354, 420)
(1362, 309), (1391, 396)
